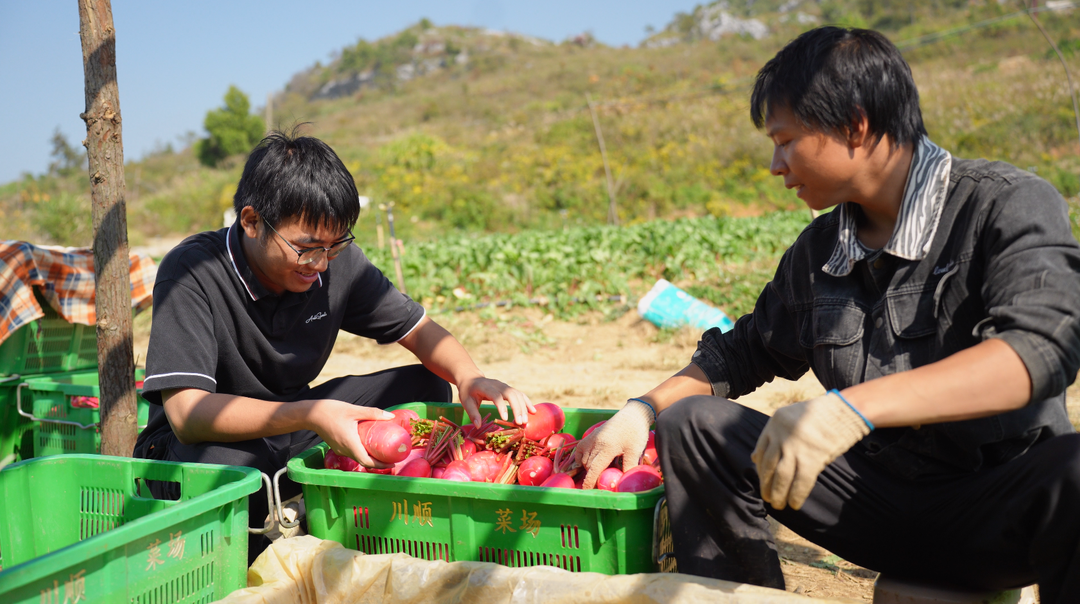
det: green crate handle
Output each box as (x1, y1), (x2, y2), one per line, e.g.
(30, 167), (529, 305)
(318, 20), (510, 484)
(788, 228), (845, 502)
(15, 382), (147, 431)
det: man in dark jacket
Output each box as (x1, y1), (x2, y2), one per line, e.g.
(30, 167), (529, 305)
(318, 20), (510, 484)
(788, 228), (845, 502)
(577, 27), (1080, 601)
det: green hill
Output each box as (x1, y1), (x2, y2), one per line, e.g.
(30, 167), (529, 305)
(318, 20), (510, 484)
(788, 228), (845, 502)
(5, 0), (1080, 248)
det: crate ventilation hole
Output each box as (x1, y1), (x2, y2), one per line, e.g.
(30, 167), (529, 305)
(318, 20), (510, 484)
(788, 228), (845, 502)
(478, 547), (582, 572)
(79, 487), (125, 540)
(133, 561), (215, 604)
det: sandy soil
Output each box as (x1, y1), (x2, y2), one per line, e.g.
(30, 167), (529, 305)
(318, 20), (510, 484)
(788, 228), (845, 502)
(136, 304), (1075, 602)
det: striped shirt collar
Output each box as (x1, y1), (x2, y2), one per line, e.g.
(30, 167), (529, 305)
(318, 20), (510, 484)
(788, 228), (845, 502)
(823, 136), (952, 277)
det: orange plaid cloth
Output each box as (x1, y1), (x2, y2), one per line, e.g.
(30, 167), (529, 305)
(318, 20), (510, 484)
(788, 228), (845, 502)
(0, 241), (156, 345)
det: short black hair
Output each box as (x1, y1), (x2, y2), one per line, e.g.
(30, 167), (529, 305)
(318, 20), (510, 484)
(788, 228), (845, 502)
(751, 26), (926, 146)
(233, 128), (359, 235)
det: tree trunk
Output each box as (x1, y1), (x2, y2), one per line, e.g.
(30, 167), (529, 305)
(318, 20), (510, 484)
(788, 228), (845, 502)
(79, 0), (137, 457)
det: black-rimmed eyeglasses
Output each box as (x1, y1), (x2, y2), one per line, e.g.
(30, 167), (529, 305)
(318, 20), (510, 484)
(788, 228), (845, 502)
(264, 221), (355, 266)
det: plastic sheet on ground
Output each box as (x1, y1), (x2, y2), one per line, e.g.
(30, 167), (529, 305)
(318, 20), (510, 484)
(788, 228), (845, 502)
(217, 536), (858, 604)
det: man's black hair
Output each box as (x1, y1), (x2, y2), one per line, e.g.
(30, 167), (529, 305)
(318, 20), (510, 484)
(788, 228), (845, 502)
(751, 26), (927, 146)
(233, 128), (359, 236)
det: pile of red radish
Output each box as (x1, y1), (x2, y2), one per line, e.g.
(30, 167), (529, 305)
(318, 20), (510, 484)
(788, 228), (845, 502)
(322, 403), (663, 493)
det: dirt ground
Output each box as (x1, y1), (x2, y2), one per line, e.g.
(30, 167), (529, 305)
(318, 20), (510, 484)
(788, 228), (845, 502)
(134, 303), (1077, 602)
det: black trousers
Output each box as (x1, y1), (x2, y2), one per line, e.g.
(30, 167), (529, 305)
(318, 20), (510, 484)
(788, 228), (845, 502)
(657, 395), (1080, 603)
(134, 364), (452, 561)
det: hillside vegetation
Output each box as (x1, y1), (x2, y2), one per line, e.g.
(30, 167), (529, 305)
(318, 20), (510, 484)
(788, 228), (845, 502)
(4, 0), (1080, 251)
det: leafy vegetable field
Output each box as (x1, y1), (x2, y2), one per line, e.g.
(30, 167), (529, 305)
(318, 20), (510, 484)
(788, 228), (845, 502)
(363, 210), (812, 319)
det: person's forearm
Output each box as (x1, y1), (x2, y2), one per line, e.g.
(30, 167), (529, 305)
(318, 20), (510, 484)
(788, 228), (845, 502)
(637, 363), (714, 415)
(842, 338), (1032, 428)
(399, 318), (484, 386)
(163, 390), (315, 445)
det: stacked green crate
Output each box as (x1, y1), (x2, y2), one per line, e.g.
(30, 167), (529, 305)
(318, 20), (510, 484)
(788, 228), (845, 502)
(22, 370), (147, 457)
(0, 296), (101, 464)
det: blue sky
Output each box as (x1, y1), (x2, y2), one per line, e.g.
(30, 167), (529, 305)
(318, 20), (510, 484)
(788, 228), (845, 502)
(0, 1), (702, 186)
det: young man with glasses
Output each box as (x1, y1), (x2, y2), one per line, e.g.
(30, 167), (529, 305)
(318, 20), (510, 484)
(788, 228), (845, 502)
(134, 131), (533, 559)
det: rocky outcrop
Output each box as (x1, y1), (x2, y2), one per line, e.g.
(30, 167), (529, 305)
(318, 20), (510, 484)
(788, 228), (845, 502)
(696, 4), (769, 41)
(643, 0), (772, 48)
(312, 70), (376, 100)
(306, 26), (554, 100)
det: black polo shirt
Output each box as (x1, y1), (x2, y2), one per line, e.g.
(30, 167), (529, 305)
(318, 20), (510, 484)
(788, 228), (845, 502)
(141, 222), (425, 405)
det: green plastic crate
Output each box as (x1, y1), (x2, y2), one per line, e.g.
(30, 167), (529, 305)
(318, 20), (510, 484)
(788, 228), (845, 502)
(20, 369), (148, 457)
(0, 295), (98, 376)
(0, 376), (38, 466)
(0, 454), (260, 604)
(289, 403), (665, 575)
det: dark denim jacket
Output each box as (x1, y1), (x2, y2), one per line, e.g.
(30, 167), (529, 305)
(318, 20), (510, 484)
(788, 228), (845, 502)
(693, 159), (1080, 479)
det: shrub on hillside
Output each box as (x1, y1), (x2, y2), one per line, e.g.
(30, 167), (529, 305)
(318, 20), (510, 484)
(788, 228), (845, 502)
(195, 86), (265, 168)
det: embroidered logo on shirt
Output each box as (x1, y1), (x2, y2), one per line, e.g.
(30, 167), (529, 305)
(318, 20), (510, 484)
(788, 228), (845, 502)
(933, 261), (955, 276)
(306, 312), (328, 324)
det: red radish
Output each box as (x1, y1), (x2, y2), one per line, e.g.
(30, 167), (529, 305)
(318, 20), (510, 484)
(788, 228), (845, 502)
(357, 421), (374, 442)
(324, 450), (361, 472)
(324, 450), (341, 470)
(359, 467), (393, 475)
(443, 469), (471, 482)
(391, 447), (427, 475)
(617, 465), (663, 492)
(545, 433), (576, 450)
(390, 408), (420, 430)
(446, 460), (471, 473)
(459, 439), (478, 459)
(582, 420), (607, 440)
(465, 451), (502, 482)
(546, 403), (566, 431)
(431, 467), (446, 479)
(517, 456), (553, 486)
(523, 402), (565, 441)
(640, 431), (658, 465)
(340, 456), (361, 472)
(443, 460), (472, 482)
(539, 473), (576, 489)
(358, 420), (412, 464)
(396, 457), (433, 478)
(597, 467), (624, 491)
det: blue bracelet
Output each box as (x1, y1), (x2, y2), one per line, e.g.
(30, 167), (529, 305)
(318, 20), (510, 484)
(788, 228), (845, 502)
(828, 389), (875, 431)
(627, 397), (657, 422)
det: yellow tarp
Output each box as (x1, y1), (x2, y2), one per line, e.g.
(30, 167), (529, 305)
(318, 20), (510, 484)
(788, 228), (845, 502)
(217, 536), (858, 604)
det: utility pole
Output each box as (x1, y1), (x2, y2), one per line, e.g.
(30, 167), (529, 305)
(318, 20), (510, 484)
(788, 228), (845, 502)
(586, 93), (619, 226)
(376, 203), (386, 250)
(1023, 0), (1080, 156)
(385, 202), (407, 294)
(79, 0), (138, 457)
(265, 92), (273, 134)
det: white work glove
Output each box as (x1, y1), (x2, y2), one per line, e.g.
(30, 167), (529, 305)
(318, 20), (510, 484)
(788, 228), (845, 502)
(575, 399), (655, 489)
(751, 391), (872, 511)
